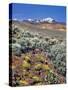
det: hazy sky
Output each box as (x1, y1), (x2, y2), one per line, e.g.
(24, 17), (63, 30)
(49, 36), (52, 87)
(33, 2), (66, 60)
(9, 3), (66, 23)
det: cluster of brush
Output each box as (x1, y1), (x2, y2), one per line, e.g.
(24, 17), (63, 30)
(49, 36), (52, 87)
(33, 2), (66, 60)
(9, 27), (66, 86)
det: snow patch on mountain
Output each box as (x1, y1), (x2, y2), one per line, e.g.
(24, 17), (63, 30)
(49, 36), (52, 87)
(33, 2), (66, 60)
(40, 17), (55, 23)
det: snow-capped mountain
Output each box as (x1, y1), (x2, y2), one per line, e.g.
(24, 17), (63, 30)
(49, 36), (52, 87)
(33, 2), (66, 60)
(27, 18), (33, 22)
(22, 17), (56, 23)
(40, 17), (56, 23)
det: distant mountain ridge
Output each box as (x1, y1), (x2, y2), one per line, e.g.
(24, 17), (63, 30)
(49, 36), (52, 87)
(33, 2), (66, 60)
(11, 17), (66, 25)
(25, 17), (56, 23)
